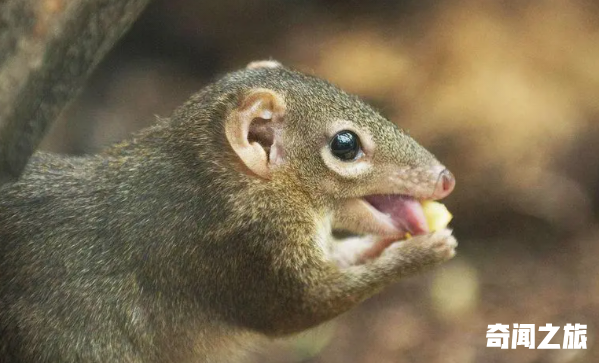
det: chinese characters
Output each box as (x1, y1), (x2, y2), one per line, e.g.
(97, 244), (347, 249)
(486, 323), (587, 349)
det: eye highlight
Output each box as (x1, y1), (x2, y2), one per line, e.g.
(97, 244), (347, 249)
(330, 130), (361, 161)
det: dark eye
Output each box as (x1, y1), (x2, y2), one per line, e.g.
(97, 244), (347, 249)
(330, 130), (361, 161)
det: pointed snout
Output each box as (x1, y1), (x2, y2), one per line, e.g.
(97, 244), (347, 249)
(431, 168), (455, 200)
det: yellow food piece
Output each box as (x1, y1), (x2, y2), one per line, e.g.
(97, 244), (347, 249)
(421, 200), (453, 232)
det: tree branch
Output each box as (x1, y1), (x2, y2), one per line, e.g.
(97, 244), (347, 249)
(0, 0), (151, 185)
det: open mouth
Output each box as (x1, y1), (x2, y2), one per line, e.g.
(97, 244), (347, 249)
(335, 194), (432, 265)
(331, 194), (452, 267)
(363, 194), (430, 237)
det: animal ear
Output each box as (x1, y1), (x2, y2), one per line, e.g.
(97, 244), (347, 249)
(225, 88), (286, 179)
(246, 60), (283, 70)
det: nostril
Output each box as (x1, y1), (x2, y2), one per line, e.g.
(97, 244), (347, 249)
(434, 169), (455, 199)
(441, 169), (455, 193)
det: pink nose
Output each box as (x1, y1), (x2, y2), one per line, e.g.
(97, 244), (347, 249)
(432, 168), (455, 199)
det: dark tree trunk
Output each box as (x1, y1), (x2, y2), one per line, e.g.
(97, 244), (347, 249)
(0, 0), (151, 185)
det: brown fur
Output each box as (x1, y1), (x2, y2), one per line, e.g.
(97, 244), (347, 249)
(0, 63), (456, 362)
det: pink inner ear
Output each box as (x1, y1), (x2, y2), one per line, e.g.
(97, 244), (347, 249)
(248, 118), (275, 152)
(248, 118), (285, 167)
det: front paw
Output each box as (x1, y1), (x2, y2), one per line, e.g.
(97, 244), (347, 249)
(378, 229), (457, 277)
(414, 228), (457, 262)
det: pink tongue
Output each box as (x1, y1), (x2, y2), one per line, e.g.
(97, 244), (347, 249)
(364, 195), (429, 235)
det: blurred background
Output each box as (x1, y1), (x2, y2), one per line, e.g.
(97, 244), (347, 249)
(40, 0), (599, 362)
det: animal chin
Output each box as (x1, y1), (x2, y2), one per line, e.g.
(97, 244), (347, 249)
(362, 194), (430, 238)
